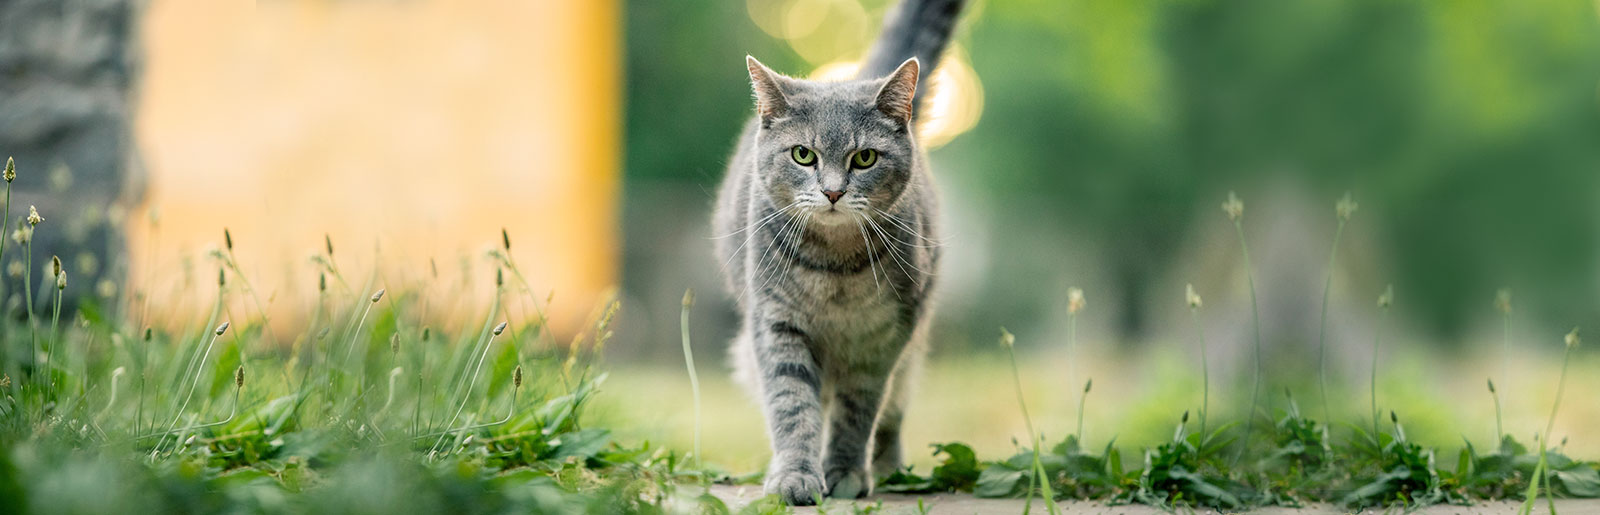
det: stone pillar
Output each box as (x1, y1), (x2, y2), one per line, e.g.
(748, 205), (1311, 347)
(0, 0), (144, 315)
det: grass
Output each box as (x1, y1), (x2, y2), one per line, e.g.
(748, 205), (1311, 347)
(1, 165), (1598, 514)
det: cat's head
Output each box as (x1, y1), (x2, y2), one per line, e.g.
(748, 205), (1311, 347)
(745, 56), (921, 227)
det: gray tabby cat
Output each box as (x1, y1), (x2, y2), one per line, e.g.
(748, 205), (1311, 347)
(712, 0), (966, 505)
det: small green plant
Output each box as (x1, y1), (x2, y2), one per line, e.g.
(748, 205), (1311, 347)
(878, 442), (983, 494)
(1186, 283), (1209, 437)
(999, 327), (1061, 515)
(680, 288), (703, 471)
(1222, 191), (1263, 467)
(1496, 288), (1513, 421)
(1076, 379), (1091, 445)
(1316, 192), (1357, 425)
(1130, 411), (1248, 510)
(1372, 284), (1392, 440)
(1065, 286), (1084, 432)
(1519, 327), (1581, 515)
(1489, 378), (1504, 445)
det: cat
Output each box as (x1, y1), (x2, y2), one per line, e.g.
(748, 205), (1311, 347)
(712, 0), (966, 505)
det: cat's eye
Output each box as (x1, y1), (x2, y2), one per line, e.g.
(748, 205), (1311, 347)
(850, 149), (878, 169)
(791, 146), (817, 166)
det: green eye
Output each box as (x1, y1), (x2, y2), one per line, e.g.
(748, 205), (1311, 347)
(791, 146), (816, 166)
(850, 149), (878, 169)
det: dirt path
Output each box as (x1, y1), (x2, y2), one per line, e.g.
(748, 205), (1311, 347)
(706, 485), (1600, 514)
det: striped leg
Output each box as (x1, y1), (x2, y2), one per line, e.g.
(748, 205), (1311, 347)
(871, 353), (918, 478)
(822, 367), (891, 499)
(758, 321), (826, 505)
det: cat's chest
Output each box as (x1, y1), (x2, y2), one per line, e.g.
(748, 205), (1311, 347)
(789, 266), (903, 339)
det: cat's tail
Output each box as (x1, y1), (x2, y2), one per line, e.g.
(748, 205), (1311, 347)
(855, 0), (968, 111)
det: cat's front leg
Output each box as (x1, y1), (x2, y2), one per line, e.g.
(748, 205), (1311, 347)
(757, 321), (826, 505)
(821, 364), (891, 499)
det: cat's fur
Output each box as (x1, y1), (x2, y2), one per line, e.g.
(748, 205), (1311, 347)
(712, 0), (966, 505)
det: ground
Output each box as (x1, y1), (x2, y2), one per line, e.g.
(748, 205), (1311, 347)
(705, 486), (1600, 515)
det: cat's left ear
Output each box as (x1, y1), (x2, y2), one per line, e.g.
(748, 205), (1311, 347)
(747, 56), (791, 122)
(874, 58), (919, 125)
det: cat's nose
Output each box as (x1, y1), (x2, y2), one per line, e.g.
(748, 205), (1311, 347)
(822, 190), (844, 204)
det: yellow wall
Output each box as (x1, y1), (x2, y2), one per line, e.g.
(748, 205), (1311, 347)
(133, 0), (619, 333)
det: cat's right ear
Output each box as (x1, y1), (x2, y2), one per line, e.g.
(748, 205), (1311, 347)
(746, 56), (790, 122)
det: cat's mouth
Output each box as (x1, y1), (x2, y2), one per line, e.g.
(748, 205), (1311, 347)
(809, 205), (859, 227)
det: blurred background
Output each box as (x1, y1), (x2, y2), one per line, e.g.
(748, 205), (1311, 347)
(3, 0), (1599, 471)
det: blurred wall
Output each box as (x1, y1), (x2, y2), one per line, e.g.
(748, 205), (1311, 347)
(132, 0), (620, 333)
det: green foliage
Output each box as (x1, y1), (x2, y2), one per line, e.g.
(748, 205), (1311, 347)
(1126, 419), (1248, 510)
(971, 435), (1128, 501)
(878, 442), (982, 494)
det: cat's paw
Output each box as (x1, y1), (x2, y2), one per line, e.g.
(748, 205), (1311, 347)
(871, 449), (902, 480)
(825, 466), (871, 499)
(765, 469), (826, 505)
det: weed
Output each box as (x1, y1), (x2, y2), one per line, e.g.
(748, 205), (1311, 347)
(1317, 192), (1356, 425)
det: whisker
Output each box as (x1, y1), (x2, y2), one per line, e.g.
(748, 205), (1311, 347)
(872, 207), (946, 247)
(719, 202), (797, 275)
(744, 211), (810, 305)
(865, 212), (941, 251)
(739, 209), (803, 304)
(851, 213), (884, 296)
(864, 215), (929, 286)
(711, 200), (802, 240)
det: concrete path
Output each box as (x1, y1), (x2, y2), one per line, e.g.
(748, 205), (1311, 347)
(706, 485), (1600, 514)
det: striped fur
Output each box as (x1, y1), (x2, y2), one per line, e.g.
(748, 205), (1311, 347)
(712, 0), (965, 504)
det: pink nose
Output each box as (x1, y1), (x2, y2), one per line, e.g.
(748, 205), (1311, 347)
(823, 190), (844, 203)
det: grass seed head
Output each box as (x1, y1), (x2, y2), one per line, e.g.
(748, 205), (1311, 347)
(1222, 191), (1244, 221)
(1565, 327), (1580, 349)
(224, 228), (233, 251)
(371, 289), (385, 303)
(218, 267), (226, 287)
(513, 365), (523, 388)
(496, 267), (503, 287)
(216, 321), (230, 336)
(1335, 191), (1358, 221)
(26, 205), (41, 226)
(682, 288), (694, 308)
(319, 273), (326, 292)
(430, 257), (439, 278)
(11, 225), (30, 245)
(143, 327), (153, 342)
(502, 228), (511, 251)
(1495, 288), (1512, 315)
(390, 333), (399, 355)
(55, 269), (65, 290)
(51, 255), (61, 277)
(493, 321), (507, 336)
(1181, 410), (1189, 423)
(1084, 378), (1092, 393)
(4, 260), (18, 278)
(1390, 410), (1398, 424)
(325, 234), (334, 256)
(422, 326), (431, 342)
(234, 365), (244, 388)
(1185, 283), (1202, 310)
(998, 327), (1015, 348)
(1487, 378), (1495, 394)
(3, 157), (13, 182)
(1067, 287), (1085, 315)
(1378, 284), (1394, 308)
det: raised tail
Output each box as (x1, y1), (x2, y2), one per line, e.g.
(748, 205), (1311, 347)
(855, 0), (968, 111)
